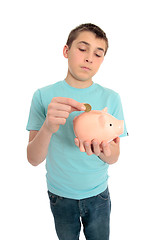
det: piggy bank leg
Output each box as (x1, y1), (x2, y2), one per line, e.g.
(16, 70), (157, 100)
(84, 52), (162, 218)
(80, 141), (85, 152)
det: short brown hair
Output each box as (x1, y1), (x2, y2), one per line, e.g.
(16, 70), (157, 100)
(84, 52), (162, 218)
(66, 23), (109, 55)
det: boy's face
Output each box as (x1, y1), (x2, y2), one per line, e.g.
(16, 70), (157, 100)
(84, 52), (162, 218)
(63, 31), (106, 83)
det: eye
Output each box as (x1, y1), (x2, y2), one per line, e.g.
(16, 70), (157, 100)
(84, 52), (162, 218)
(79, 48), (86, 52)
(110, 124), (112, 126)
(95, 54), (101, 58)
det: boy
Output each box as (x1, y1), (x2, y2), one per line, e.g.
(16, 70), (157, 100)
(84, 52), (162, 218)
(26, 23), (128, 240)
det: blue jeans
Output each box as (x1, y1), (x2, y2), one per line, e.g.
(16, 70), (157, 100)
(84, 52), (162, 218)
(48, 187), (111, 240)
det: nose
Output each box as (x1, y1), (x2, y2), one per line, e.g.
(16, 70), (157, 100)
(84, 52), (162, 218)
(85, 53), (93, 63)
(86, 58), (92, 63)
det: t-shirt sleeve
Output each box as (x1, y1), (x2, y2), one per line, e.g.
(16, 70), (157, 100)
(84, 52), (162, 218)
(111, 94), (128, 138)
(26, 89), (46, 131)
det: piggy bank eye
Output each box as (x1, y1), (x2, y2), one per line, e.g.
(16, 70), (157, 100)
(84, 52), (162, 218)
(110, 124), (112, 126)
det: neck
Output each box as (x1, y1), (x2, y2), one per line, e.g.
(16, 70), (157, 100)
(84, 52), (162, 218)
(65, 71), (93, 89)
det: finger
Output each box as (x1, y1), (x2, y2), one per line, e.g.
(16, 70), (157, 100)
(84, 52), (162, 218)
(84, 141), (93, 156)
(91, 139), (101, 156)
(49, 102), (75, 114)
(48, 109), (70, 119)
(52, 97), (86, 112)
(74, 138), (85, 152)
(74, 138), (79, 147)
(48, 116), (66, 126)
(101, 141), (111, 157)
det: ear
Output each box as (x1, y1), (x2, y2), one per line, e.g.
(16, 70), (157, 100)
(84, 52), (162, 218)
(63, 45), (69, 58)
(102, 107), (108, 113)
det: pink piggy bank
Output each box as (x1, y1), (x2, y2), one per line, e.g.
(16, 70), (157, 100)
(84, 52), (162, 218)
(73, 107), (124, 152)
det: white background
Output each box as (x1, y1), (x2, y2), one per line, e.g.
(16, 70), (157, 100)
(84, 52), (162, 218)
(0, 0), (166, 239)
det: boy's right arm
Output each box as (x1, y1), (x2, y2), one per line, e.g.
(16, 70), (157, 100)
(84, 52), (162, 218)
(27, 97), (86, 166)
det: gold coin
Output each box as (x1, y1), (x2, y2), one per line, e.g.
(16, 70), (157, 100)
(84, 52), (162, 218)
(84, 103), (92, 112)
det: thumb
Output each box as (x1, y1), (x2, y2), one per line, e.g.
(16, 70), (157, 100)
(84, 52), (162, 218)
(113, 137), (120, 144)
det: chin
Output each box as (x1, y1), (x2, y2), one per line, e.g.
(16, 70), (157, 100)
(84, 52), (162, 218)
(76, 74), (94, 82)
(70, 71), (94, 82)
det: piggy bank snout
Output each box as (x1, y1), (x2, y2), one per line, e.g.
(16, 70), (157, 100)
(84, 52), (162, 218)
(116, 120), (124, 135)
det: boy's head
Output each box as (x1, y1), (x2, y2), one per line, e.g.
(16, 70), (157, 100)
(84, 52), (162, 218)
(66, 23), (108, 56)
(63, 23), (108, 84)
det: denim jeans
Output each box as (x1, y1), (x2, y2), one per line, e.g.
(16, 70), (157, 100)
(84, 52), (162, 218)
(48, 187), (111, 240)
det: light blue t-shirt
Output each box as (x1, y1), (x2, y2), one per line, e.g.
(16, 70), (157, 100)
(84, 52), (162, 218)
(26, 80), (128, 199)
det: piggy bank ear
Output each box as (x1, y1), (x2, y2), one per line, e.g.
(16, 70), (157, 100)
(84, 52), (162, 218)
(102, 107), (108, 112)
(98, 114), (107, 128)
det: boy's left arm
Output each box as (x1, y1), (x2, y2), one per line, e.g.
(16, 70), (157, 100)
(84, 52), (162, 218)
(75, 137), (120, 164)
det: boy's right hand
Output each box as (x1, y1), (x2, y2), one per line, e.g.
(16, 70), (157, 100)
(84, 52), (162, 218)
(44, 97), (86, 134)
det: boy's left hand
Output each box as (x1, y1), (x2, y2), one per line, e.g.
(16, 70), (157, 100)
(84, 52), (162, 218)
(74, 137), (119, 157)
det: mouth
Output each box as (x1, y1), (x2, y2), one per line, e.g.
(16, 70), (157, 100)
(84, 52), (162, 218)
(81, 66), (91, 71)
